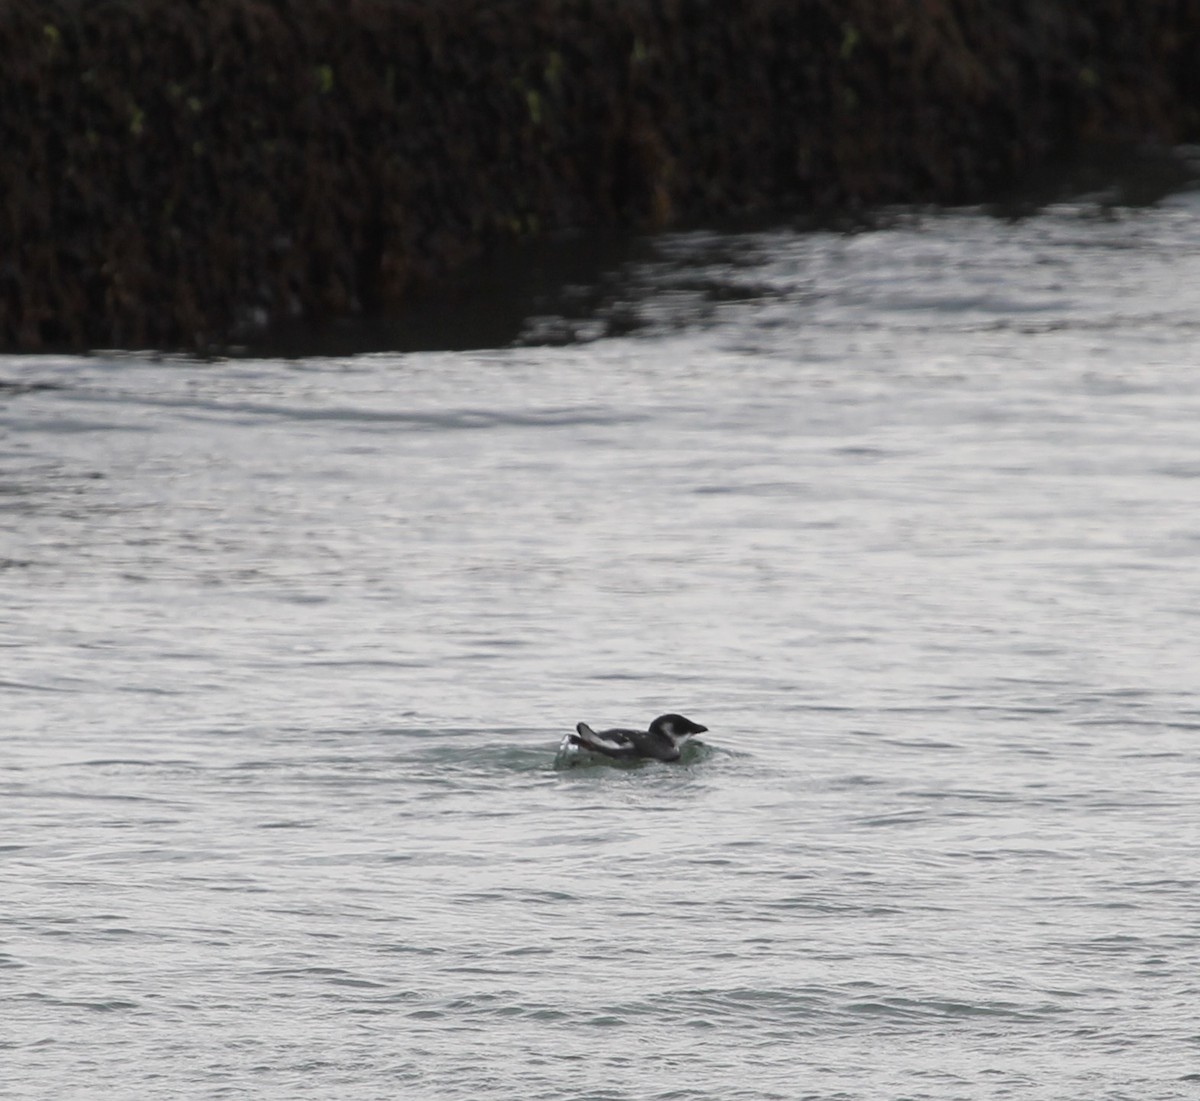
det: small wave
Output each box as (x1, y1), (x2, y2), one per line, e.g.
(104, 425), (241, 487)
(18, 992), (139, 1012)
(84, 387), (647, 433)
(554, 739), (718, 771)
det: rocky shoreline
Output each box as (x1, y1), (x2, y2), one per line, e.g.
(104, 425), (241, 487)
(3, 0), (1198, 352)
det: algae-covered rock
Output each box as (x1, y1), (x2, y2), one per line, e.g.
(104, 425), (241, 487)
(1, 0), (1198, 351)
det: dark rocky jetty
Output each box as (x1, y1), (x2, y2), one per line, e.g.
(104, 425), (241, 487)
(3, 0), (1199, 352)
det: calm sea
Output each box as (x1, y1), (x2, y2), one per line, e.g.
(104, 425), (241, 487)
(4, 187), (1200, 1100)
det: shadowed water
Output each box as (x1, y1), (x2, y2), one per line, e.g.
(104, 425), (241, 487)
(4, 188), (1200, 1099)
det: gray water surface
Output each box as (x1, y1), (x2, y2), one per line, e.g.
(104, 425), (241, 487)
(4, 193), (1200, 1100)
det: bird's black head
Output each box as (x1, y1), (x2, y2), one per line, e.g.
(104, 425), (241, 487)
(650, 713), (708, 739)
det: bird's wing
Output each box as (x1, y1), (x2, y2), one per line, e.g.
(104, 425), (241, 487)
(572, 723), (638, 758)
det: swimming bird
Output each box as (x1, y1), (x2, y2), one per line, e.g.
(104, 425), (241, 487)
(566, 713), (708, 762)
